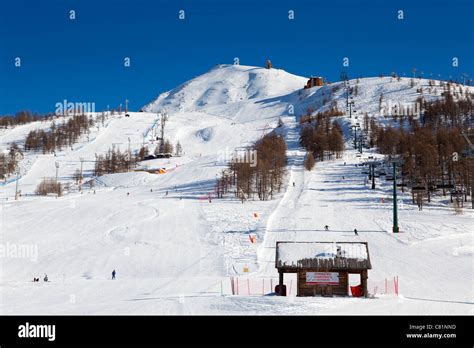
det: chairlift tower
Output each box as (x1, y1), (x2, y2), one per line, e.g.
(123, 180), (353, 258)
(55, 162), (60, 183)
(347, 100), (355, 118)
(79, 157), (84, 183)
(14, 170), (20, 200)
(350, 125), (360, 149)
(367, 161), (377, 189)
(159, 110), (168, 154)
(390, 158), (404, 233)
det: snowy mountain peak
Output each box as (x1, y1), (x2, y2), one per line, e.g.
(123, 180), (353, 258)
(142, 64), (307, 113)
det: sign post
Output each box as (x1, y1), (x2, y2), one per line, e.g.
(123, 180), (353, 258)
(306, 272), (339, 285)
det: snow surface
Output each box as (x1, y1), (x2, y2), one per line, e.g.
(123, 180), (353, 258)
(277, 242), (368, 266)
(0, 65), (473, 314)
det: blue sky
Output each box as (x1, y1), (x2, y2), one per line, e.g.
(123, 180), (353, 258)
(0, 0), (473, 114)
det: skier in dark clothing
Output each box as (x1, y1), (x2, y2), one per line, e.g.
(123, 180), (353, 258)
(354, 229), (358, 236)
(324, 225), (329, 231)
(112, 270), (116, 280)
(44, 274), (48, 282)
(293, 182), (295, 187)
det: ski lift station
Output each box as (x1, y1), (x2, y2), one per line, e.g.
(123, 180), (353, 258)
(275, 241), (372, 297)
(304, 76), (325, 89)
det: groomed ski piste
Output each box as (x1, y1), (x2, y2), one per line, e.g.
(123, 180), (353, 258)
(0, 64), (473, 314)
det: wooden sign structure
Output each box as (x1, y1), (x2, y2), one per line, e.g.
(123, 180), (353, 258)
(275, 241), (372, 297)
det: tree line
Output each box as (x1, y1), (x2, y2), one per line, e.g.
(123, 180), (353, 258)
(0, 144), (23, 180)
(300, 114), (345, 162)
(370, 95), (473, 209)
(422, 92), (472, 127)
(94, 146), (139, 176)
(216, 133), (287, 202)
(24, 115), (93, 153)
(0, 111), (56, 128)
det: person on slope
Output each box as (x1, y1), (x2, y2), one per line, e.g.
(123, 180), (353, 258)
(43, 274), (48, 282)
(324, 225), (329, 231)
(354, 229), (358, 236)
(293, 182), (295, 187)
(112, 270), (116, 280)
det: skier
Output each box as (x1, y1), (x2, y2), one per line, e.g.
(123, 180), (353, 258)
(293, 182), (295, 187)
(324, 225), (329, 231)
(112, 270), (116, 280)
(342, 176), (345, 180)
(44, 274), (48, 282)
(354, 229), (358, 236)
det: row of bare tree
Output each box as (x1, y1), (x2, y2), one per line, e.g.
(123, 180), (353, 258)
(0, 111), (56, 128)
(36, 178), (62, 196)
(370, 98), (473, 208)
(422, 92), (472, 127)
(300, 116), (344, 161)
(24, 115), (93, 153)
(216, 133), (287, 202)
(94, 146), (138, 176)
(0, 144), (23, 179)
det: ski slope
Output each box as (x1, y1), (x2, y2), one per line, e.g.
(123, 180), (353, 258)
(0, 65), (472, 314)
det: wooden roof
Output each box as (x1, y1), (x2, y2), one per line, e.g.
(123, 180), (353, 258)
(275, 241), (372, 271)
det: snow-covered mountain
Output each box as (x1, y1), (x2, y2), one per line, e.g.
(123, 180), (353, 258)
(143, 64), (307, 114)
(1, 64), (472, 315)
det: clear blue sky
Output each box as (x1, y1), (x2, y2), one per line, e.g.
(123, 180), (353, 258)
(0, 0), (473, 115)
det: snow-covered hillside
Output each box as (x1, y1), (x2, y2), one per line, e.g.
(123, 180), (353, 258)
(1, 65), (472, 314)
(298, 75), (473, 120)
(143, 64), (307, 114)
